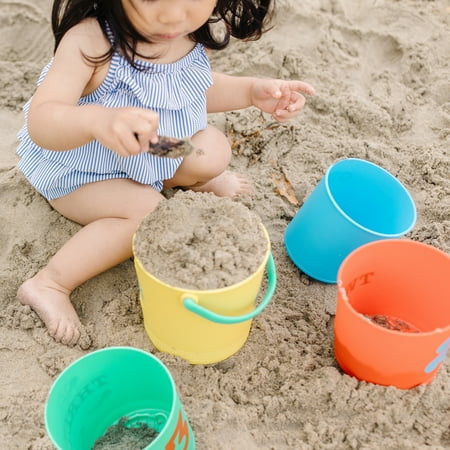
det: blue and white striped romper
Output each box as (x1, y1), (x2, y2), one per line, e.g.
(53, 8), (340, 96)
(16, 38), (213, 201)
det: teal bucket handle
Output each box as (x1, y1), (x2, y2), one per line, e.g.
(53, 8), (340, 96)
(182, 253), (276, 324)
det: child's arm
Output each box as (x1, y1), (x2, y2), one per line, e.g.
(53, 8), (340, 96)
(28, 20), (158, 156)
(206, 72), (315, 121)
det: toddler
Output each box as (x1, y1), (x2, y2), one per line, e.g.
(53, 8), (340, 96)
(17, 0), (315, 347)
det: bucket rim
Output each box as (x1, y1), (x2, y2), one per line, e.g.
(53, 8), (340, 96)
(336, 239), (450, 337)
(132, 223), (271, 294)
(325, 158), (417, 238)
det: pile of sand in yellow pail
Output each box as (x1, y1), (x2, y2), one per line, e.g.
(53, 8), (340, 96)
(132, 191), (276, 364)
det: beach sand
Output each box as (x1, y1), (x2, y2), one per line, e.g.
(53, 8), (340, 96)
(1, 0), (449, 448)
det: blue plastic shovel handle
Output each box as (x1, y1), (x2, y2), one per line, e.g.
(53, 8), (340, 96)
(182, 252), (276, 324)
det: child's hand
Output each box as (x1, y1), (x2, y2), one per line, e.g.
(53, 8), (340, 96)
(250, 79), (315, 122)
(93, 107), (159, 157)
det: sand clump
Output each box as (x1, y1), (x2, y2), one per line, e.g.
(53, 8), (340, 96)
(133, 191), (268, 290)
(92, 417), (158, 450)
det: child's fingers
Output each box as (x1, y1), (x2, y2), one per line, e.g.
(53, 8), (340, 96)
(290, 80), (316, 96)
(286, 91), (307, 112)
(128, 112), (159, 153)
(95, 107), (160, 156)
(270, 80), (314, 112)
(273, 108), (300, 122)
(273, 91), (306, 119)
(273, 85), (291, 111)
(119, 131), (142, 155)
(120, 124), (151, 155)
(133, 132), (149, 152)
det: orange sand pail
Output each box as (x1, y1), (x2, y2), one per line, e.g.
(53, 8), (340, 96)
(334, 239), (450, 389)
(133, 226), (276, 365)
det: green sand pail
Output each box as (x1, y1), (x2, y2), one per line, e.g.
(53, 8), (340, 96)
(45, 347), (195, 449)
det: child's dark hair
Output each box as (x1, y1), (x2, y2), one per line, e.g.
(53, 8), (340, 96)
(52, 0), (274, 67)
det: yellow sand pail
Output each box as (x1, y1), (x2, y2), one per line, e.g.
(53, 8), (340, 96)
(133, 226), (276, 364)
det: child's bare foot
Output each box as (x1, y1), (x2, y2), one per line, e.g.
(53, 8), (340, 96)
(17, 274), (84, 347)
(191, 170), (254, 197)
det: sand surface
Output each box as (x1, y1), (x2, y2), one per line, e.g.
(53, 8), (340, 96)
(1, 0), (449, 448)
(133, 191), (268, 290)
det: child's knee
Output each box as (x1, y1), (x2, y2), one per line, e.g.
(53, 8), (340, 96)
(191, 127), (231, 175)
(166, 126), (232, 188)
(196, 148), (230, 184)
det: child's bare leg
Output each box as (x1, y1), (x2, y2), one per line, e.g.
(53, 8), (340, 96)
(164, 125), (254, 197)
(18, 179), (164, 346)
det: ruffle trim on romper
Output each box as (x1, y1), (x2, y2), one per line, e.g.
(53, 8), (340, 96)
(98, 45), (212, 110)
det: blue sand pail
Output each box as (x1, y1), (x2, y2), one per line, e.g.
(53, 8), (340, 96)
(284, 158), (416, 283)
